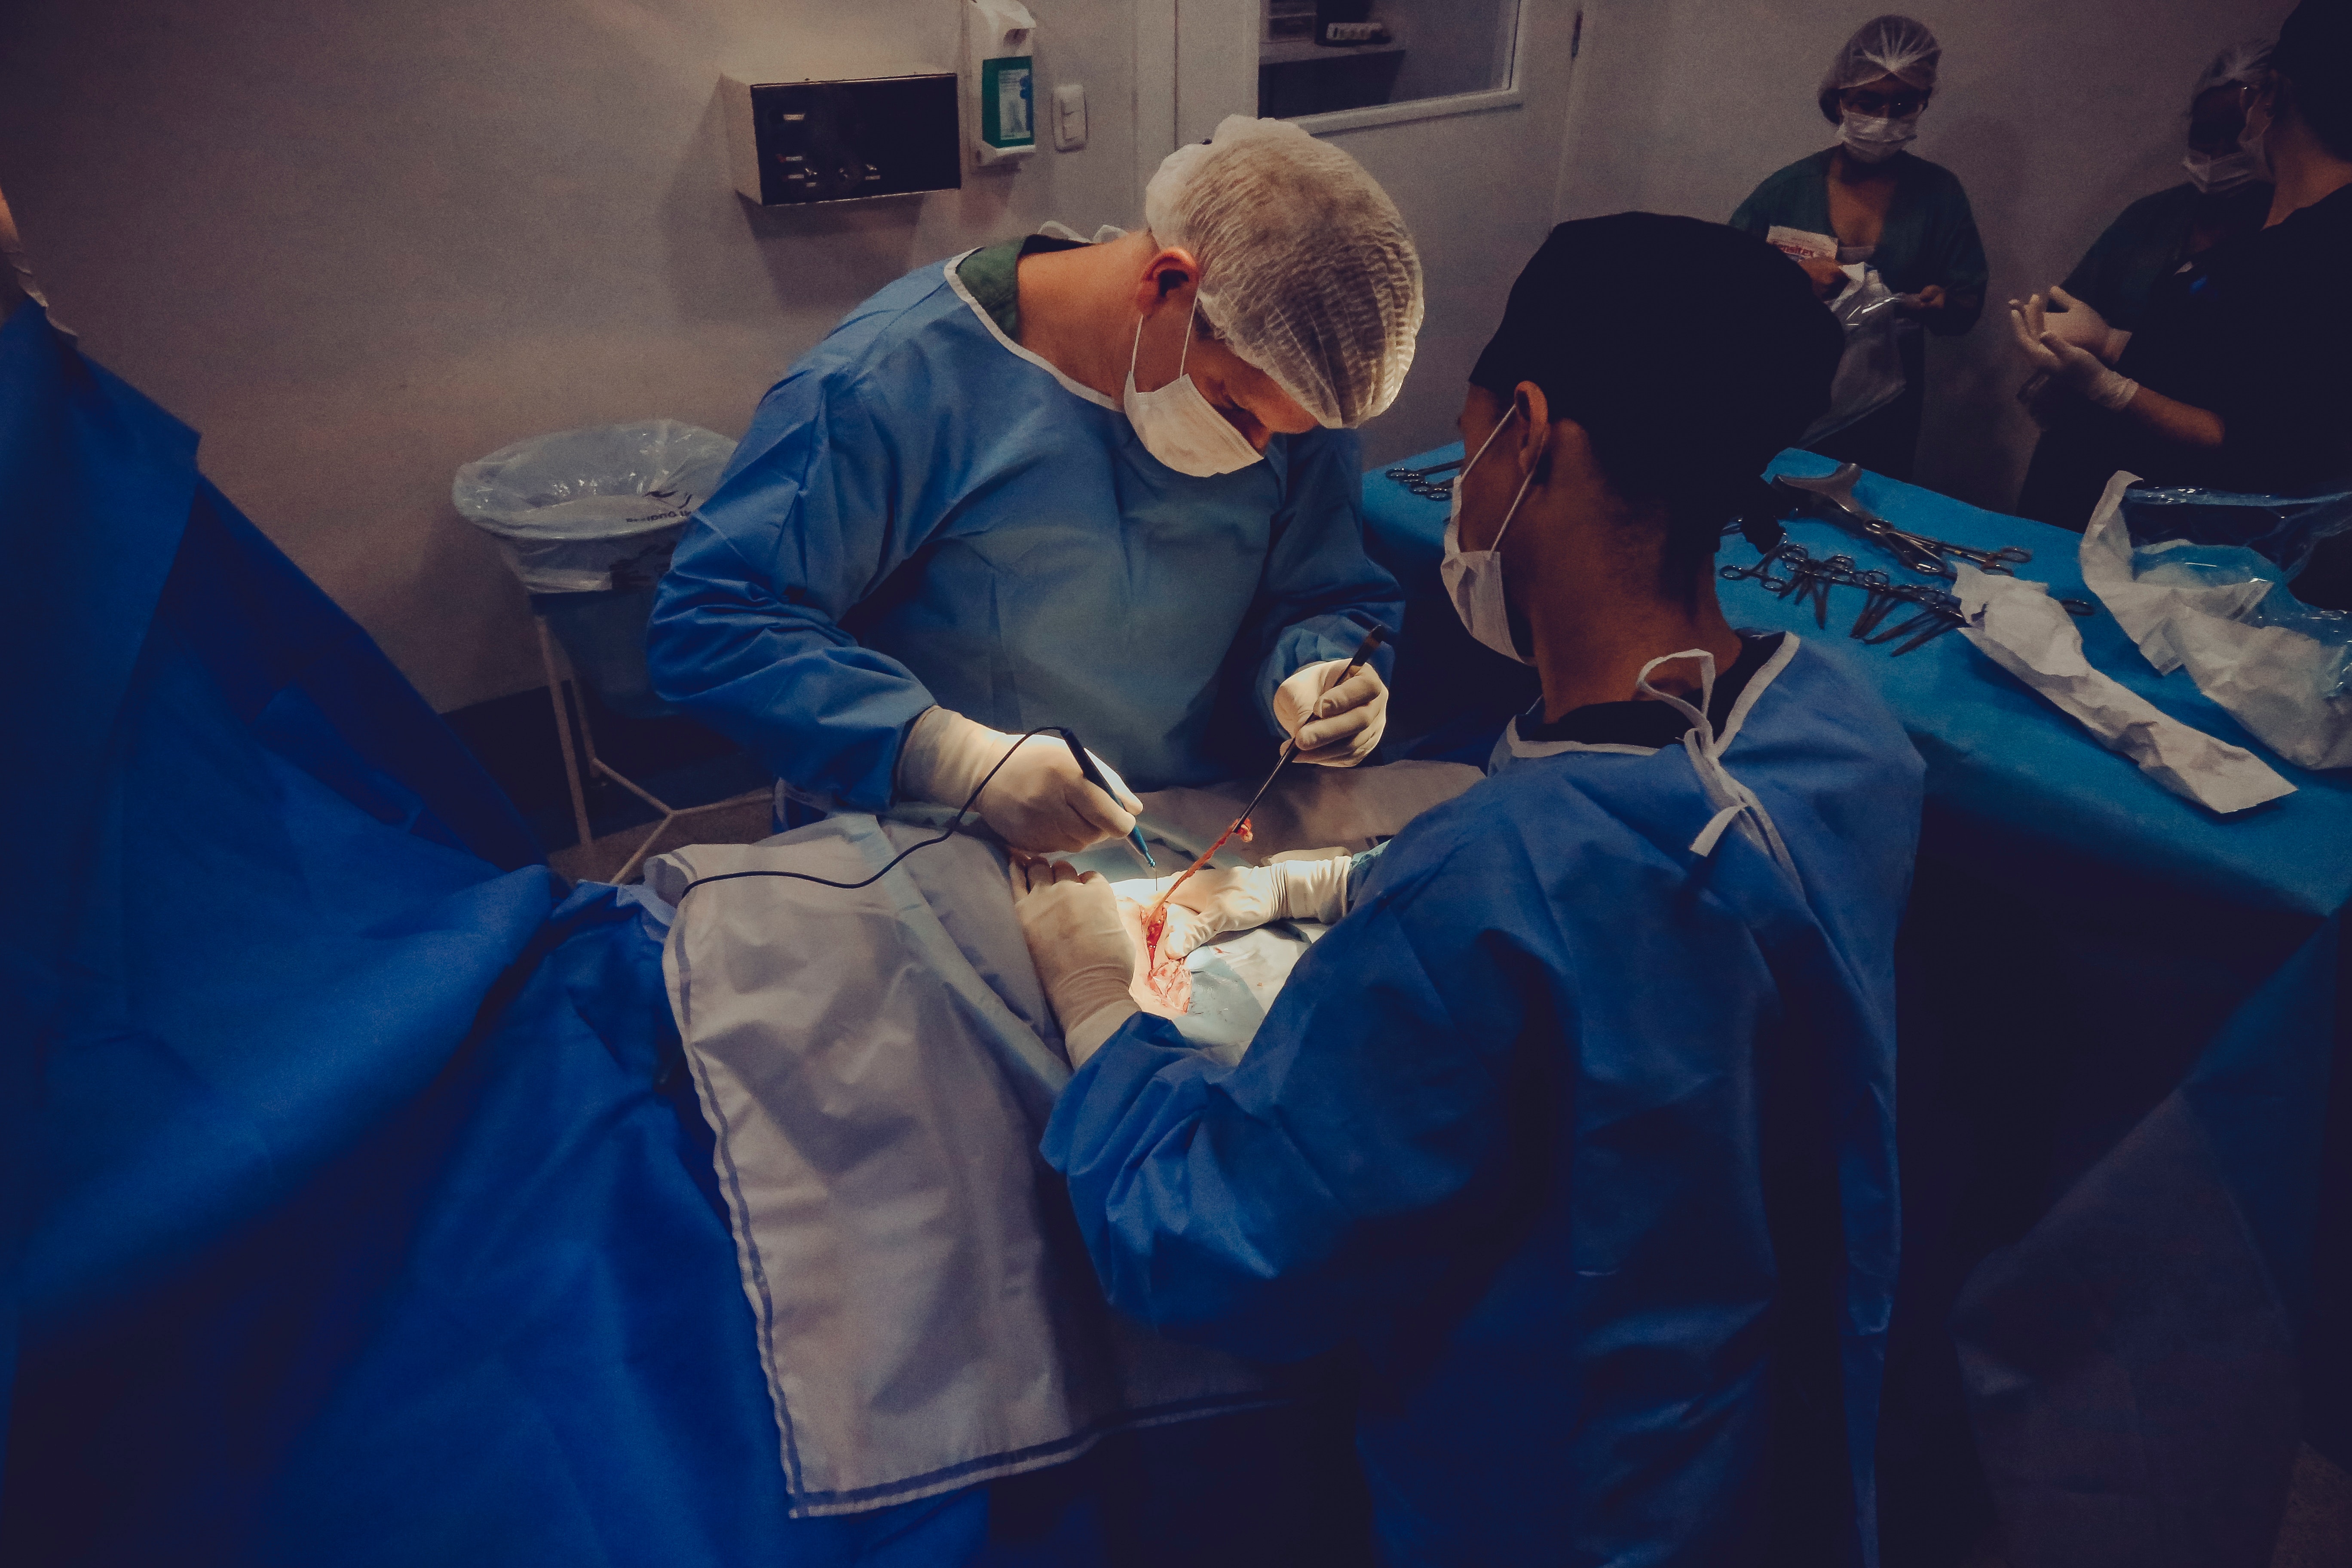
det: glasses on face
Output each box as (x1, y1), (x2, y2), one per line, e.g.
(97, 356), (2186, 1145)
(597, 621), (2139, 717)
(1841, 88), (1927, 119)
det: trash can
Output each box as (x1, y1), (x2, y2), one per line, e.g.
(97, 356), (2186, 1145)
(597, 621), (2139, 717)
(454, 419), (735, 719)
(453, 418), (734, 594)
(453, 420), (759, 876)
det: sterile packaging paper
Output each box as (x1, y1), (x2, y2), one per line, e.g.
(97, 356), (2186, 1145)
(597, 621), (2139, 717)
(2079, 472), (2352, 770)
(1952, 562), (2295, 815)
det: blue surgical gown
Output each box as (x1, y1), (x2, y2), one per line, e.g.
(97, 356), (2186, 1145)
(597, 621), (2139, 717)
(1043, 639), (1924, 1566)
(647, 254), (1404, 803)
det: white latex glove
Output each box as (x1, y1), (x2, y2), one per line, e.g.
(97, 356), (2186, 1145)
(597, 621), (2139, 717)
(1272, 659), (1387, 766)
(1009, 855), (1139, 1066)
(897, 707), (1142, 854)
(2023, 286), (2131, 365)
(1159, 852), (1353, 959)
(2008, 300), (2140, 413)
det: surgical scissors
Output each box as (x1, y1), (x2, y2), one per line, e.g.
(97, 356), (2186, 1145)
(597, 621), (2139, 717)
(1385, 456), (1464, 500)
(1725, 539), (2095, 651)
(1719, 544), (1805, 595)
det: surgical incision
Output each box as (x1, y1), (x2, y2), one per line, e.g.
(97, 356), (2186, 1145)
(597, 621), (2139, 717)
(1116, 895), (1193, 1015)
(1137, 815), (1253, 974)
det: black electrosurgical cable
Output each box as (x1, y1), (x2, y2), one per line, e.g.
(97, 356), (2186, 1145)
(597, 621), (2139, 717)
(668, 727), (1072, 903)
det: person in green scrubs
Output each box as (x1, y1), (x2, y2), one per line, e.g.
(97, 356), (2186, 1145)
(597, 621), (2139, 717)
(1730, 15), (1987, 482)
(2013, 40), (2275, 527)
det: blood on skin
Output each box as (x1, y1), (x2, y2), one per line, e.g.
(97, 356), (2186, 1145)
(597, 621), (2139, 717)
(1138, 813), (1256, 977)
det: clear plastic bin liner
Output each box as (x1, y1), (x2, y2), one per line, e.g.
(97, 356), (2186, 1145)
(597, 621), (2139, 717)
(2119, 484), (2352, 580)
(2081, 478), (2352, 769)
(531, 587), (670, 720)
(1802, 264), (1908, 444)
(2119, 484), (2352, 706)
(453, 420), (735, 593)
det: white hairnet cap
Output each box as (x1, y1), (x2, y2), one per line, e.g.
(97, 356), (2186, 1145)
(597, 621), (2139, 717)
(1143, 116), (1423, 429)
(1817, 14), (1942, 121)
(2193, 37), (2273, 99)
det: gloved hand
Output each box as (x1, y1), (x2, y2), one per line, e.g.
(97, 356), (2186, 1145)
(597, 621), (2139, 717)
(1008, 855), (1139, 1066)
(2009, 300), (2140, 413)
(2022, 286), (2130, 364)
(1273, 660), (1387, 766)
(898, 707), (1142, 853)
(1159, 851), (1353, 959)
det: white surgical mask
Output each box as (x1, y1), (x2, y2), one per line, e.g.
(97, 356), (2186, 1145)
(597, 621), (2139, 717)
(2182, 144), (2263, 195)
(1123, 301), (1264, 477)
(1838, 110), (1920, 163)
(1440, 407), (1545, 665)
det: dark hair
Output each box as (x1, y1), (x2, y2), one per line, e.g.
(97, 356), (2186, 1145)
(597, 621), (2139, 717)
(1469, 214), (1843, 601)
(2275, 0), (2352, 159)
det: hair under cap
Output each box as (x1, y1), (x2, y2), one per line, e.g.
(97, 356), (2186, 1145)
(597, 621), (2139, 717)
(2193, 37), (2274, 101)
(1816, 14), (1942, 123)
(1144, 116), (1424, 429)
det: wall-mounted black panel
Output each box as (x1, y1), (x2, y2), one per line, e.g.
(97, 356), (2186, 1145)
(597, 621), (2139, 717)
(720, 71), (962, 206)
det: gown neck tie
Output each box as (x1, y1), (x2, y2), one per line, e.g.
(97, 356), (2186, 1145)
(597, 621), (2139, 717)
(1635, 649), (1798, 881)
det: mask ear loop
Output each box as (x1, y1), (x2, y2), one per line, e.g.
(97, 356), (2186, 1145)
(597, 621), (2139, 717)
(1446, 407), (1510, 550)
(1130, 289), (1204, 389)
(1485, 416), (1548, 555)
(1456, 405), (1516, 494)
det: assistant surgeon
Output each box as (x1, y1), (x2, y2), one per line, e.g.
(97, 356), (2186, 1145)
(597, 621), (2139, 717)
(648, 117), (1421, 853)
(1010, 217), (1925, 1563)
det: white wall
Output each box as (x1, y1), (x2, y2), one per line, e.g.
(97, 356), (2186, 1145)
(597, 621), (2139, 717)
(0, 0), (1147, 712)
(0, 0), (2299, 711)
(1549, 0), (2294, 512)
(1309, 0), (1588, 469)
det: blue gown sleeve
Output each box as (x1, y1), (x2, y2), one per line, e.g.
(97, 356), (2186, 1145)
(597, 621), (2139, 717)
(1244, 428), (1404, 736)
(646, 368), (940, 812)
(1041, 842), (1535, 1363)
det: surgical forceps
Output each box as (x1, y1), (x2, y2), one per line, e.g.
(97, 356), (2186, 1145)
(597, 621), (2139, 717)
(1722, 540), (2093, 654)
(1773, 463), (2036, 577)
(1385, 456), (1463, 499)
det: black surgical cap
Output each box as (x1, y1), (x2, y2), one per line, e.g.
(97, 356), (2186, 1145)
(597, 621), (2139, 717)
(1470, 213), (1842, 536)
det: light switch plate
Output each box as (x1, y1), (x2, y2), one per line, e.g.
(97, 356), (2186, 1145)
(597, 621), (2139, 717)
(1052, 83), (1087, 151)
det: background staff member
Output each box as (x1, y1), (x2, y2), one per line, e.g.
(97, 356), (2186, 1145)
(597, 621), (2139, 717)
(1011, 215), (1923, 1566)
(2010, 0), (2352, 603)
(2014, 40), (2276, 528)
(1731, 14), (1988, 482)
(649, 118), (1420, 852)
(2060, 40), (2277, 333)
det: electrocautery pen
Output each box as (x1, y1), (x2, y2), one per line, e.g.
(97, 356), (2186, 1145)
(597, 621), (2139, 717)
(1055, 728), (1155, 868)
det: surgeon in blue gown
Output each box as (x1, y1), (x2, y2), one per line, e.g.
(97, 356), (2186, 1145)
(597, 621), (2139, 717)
(649, 116), (1420, 854)
(1009, 216), (1926, 1565)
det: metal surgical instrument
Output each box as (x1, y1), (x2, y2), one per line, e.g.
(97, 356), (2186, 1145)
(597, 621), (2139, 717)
(1723, 539), (2095, 651)
(1773, 463), (2037, 578)
(1385, 456), (1464, 499)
